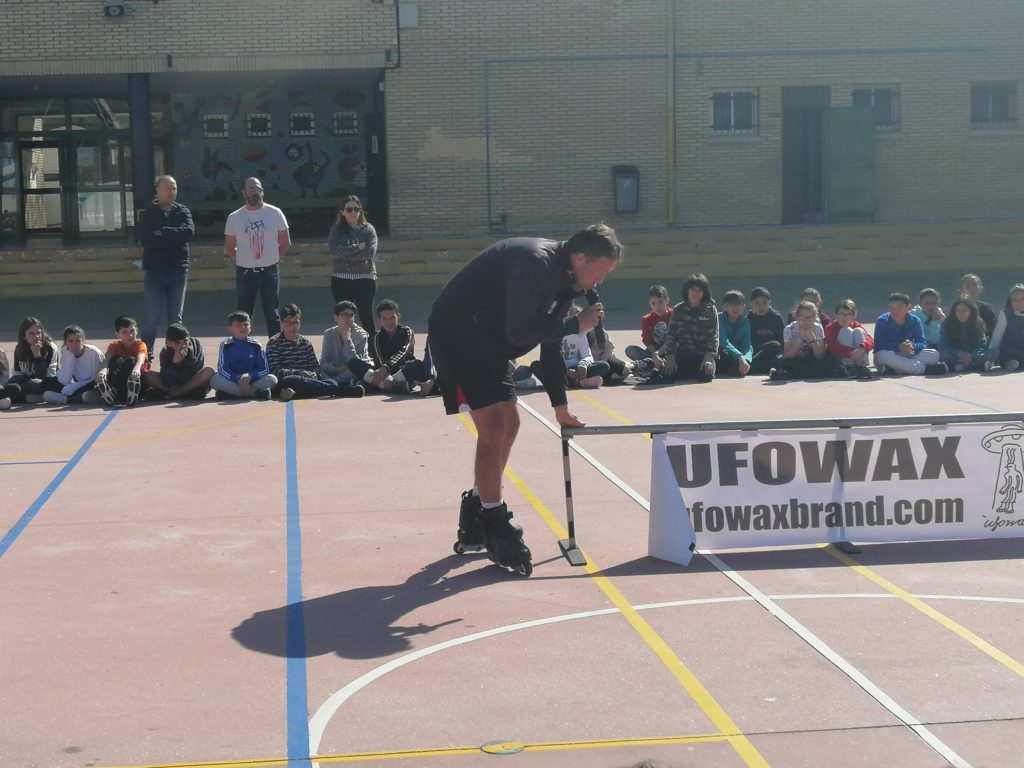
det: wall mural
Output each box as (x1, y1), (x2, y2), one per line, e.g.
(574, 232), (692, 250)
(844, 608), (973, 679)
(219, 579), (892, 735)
(168, 83), (370, 233)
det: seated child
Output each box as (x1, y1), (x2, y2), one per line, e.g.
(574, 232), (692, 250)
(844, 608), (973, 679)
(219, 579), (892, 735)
(143, 322), (214, 400)
(586, 322), (633, 385)
(210, 311), (278, 400)
(319, 300), (378, 395)
(625, 284), (673, 363)
(0, 344), (18, 410)
(95, 315), (150, 406)
(771, 300), (833, 380)
(786, 287), (834, 326)
(938, 296), (989, 372)
(747, 286), (784, 375)
(824, 299), (874, 378)
(717, 290), (752, 377)
(372, 299), (436, 395)
(910, 288), (945, 349)
(265, 304), (345, 400)
(873, 293), (946, 376)
(958, 273), (996, 337)
(986, 283), (1024, 372)
(655, 273), (718, 382)
(530, 304), (609, 389)
(44, 325), (104, 404)
(10, 316), (61, 403)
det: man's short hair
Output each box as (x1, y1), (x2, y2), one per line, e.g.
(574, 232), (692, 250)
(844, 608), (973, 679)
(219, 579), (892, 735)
(835, 299), (857, 314)
(279, 303), (301, 320)
(166, 322), (189, 342)
(375, 298), (400, 317)
(565, 223), (623, 263)
(648, 285), (669, 299)
(919, 287), (940, 302)
(114, 315), (137, 330)
(334, 300), (357, 316)
(888, 292), (911, 306)
(722, 290), (745, 306)
(228, 311), (251, 324)
(750, 286), (771, 302)
(801, 287), (822, 302)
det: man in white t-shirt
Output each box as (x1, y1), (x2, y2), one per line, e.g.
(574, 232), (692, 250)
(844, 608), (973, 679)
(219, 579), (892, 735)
(224, 177), (291, 337)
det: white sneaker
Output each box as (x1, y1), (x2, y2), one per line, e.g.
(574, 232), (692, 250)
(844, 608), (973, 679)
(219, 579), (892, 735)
(42, 391), (67, 404)
(984, 359), (996, 371)
(581, 375), (604, 388)
(0, 397), (10, 411)
(514, 376), (539, 390)
(1005, 359), (1020, 372)
(279, 387), (296, 401)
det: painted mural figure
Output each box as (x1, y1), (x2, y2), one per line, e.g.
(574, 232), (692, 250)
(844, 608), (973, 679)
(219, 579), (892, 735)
(224, 177), (291, 338)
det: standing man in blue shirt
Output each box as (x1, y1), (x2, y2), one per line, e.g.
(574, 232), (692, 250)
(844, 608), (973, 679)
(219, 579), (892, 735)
(137, 175), (195, 356)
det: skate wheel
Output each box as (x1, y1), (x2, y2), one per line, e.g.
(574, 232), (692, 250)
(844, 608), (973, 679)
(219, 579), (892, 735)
(514, 561), (533, 577)
(453, 541), (465, 555)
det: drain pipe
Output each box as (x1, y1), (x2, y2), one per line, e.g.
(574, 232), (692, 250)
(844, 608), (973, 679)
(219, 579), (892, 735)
(666, 0), (677, 225)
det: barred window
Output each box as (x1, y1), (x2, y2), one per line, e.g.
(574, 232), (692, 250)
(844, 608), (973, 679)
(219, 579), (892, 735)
(711, 90), (758, 136)
(853, 86), (900, 132)
(971, 82), (1018, 129)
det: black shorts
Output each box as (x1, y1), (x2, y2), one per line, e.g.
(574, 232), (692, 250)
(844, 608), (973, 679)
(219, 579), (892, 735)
(429, 331), (516, 415)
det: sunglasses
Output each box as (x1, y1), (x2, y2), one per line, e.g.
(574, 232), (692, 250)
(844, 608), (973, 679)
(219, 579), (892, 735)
(344, 207), (361, 213)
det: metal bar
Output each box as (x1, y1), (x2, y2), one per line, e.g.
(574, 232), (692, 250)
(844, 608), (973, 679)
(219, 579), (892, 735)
(562, 412), (1024, 438)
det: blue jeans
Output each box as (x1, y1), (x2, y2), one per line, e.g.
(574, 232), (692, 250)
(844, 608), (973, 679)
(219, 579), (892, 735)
(142, 269), (188, 353)
(236, 264), (281, 337)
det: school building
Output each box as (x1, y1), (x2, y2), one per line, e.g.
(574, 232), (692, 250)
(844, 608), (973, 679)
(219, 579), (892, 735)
(0, 1), (1020, 287)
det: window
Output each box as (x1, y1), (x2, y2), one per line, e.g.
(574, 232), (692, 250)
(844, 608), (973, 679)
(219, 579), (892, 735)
(853, 86), (900, 132)
(711, 90), (758, 136)
(971, 82), (1018, 129)
(246, 113), (273, 138)
(202, 114), (228, 139)
(332, 111), (360, 136)
(289, 112), (316, 136)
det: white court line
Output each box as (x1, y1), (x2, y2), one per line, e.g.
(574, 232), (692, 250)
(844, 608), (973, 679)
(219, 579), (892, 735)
(306, 591), (1022, 761)
(515, 403), (975, 768)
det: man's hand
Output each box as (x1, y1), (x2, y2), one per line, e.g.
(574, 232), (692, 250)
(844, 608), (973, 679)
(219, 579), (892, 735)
(576, 303), (604, 332)
(554, 404), (584, 428)
(899, 339), (915, 357)
(573, 365), (589, 385)
(30, 340), (43, 357)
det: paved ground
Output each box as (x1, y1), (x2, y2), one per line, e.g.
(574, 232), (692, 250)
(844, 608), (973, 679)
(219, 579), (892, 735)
(1, 329), (1023, 768)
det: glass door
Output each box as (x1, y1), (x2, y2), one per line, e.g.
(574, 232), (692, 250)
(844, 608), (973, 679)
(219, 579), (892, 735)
(1, 140), (19, 239)
(21, 140), (63, 234)
(72, 136), (129, 234)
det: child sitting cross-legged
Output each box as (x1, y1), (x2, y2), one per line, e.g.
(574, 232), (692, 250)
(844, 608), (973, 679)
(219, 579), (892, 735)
(770, 300), (839, 381)
(95, 315), (150, 406)
(530, 304), (609, 389)
(938, 295), (989, 373)
(874, 292), (946, 376)
(653, 273), (718, 383)
(44, 325), (104, 404)
(986, 284), (1024, 372)
(210, 311), (278, 401)
(716, 290), (752, 377)
(824, 299), (874, 379)
(143, 323), (215, 401)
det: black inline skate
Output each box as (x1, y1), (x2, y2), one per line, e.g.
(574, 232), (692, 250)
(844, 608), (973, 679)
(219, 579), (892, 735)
(452, 490), (486, 554)
(478, 502), (533, 576)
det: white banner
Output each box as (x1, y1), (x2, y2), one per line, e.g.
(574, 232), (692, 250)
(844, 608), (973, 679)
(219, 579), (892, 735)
(649, 423), (1024, 554)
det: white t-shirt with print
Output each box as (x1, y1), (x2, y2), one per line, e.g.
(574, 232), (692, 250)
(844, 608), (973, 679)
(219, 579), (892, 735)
(783, 321), (824, 357)
(225, 204), (289, 268)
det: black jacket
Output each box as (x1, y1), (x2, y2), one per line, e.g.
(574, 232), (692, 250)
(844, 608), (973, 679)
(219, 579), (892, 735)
(137, 200), (195, 271)
(429, 237), (583, 407)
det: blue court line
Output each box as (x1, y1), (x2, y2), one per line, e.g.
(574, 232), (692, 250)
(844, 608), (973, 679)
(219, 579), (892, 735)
(0, 411), (118, 561)
(284, 402), (311, 767)
(901, 382), (1003, 411)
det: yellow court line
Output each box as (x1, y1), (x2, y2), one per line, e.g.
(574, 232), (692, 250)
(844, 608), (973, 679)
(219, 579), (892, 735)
(0, 405), (285, 463)
(458, 413), (769, 768)
(571, 389), (651, 440)
(822, 544), (1024, 679)
(101, 733), (729, 768)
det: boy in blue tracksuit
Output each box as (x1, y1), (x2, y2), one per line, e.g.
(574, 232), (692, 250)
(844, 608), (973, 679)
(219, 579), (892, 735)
(210, 311), (278, 400)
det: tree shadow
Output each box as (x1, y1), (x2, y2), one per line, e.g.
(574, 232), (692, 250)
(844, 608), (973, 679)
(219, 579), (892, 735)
(232, 554), (509, 660)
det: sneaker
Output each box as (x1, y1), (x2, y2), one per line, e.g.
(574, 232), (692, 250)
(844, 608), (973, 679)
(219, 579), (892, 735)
(581, 375), (604, 388)
(143, 388), (168, 402)
(81, 390), (103, 405)
(338, 384), (365, 398)
(769, 368), (792, 381)
(42, 391), (67, 405)
(279, 387), (296, 402)
(984, 359), (996, 372)
(126, 378), (142, 406)
(418, 379), (436, 397)
(925, 362), (949, 375)
(96, 378), (116, 406)
(0, 397), (10, 411)
(954, 363), (966, 373)
(1005, 359), (1020, 372)
(255, 389), (272, 401)
(215, 389), (231, 400)
(512, 364), (535, 382)
(853, 365), (874, 379)
(25, 393), (46, 404)
(515, 375), (539, 390)
(391, 380), (410, 395)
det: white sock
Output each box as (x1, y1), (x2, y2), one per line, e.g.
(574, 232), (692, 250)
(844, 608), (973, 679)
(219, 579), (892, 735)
(481, 499), (504, 509)
(470, 486), (479, 497)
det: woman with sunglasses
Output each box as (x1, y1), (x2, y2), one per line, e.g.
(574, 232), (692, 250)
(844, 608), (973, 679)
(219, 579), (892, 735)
(328, 195), (379, 342)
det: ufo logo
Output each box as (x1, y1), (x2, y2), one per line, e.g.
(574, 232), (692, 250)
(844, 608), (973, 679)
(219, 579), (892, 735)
(982, 425), (1024, 515)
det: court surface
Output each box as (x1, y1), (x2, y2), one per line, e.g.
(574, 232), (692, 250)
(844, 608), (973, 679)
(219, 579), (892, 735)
(1, 329), (1022, 768)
